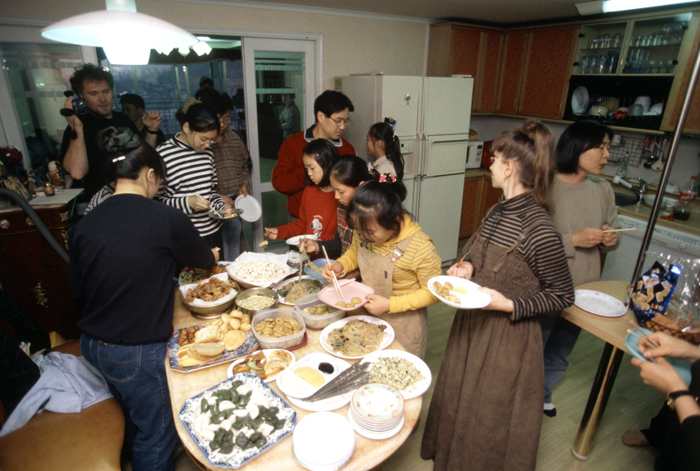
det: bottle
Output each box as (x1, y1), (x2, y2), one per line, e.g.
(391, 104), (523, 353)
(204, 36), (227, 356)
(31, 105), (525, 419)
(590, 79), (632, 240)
(616, 152), (629, 179)
(673, 175), (698, 221)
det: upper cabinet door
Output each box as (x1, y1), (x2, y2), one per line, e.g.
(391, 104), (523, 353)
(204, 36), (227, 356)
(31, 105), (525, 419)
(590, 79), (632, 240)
(519, 26), (579, 118)
(476, 31), (503, 112)
(496, 31), (526, 114)
(452, 27), (482, 77)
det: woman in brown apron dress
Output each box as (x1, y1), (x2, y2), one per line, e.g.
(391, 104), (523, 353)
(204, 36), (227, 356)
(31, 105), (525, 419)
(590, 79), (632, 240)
(323, 176), (441, 359)
(421, 120), (575, 470)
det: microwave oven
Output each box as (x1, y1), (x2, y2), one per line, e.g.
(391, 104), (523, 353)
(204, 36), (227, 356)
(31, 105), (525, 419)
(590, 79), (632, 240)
(466, 141), (483, 169)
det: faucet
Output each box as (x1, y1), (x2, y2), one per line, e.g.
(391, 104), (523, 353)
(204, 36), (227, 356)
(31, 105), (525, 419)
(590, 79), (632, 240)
(613, 176), (647, 204)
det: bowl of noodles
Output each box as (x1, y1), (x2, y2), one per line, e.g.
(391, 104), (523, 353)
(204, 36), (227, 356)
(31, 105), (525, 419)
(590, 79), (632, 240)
(272, 276), (324, 305)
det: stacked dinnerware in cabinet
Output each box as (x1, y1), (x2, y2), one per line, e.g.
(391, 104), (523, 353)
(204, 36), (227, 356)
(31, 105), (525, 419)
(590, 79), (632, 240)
(293, 412), (355, 471)
(347, 383), (405, 439)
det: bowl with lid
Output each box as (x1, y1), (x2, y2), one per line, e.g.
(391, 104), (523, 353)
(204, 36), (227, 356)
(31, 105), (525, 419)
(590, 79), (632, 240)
(251, 308), (306, 350)
(294, 293), (345, 330)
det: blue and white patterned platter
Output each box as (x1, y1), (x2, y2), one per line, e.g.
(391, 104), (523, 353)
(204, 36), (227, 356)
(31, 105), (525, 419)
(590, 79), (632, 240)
(167, 326), (258, 373)
(179, 373), (297, 468)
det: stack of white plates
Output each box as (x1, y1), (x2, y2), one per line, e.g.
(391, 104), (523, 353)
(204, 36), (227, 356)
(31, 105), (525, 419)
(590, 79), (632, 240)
(293, 412), (355, 471)
(348, 383), (405, 439)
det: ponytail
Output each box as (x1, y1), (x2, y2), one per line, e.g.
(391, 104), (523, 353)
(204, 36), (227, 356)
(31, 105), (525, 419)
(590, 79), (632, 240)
(368, 122), (404, 180)
(491, 119), (555, 211)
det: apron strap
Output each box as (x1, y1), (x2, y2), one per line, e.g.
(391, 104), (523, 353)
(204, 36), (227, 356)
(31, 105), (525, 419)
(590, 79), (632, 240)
(390, 230), (421, 263)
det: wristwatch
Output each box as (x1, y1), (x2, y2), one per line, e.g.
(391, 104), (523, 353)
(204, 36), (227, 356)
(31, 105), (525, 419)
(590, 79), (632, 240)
(666, 390), (695, 410)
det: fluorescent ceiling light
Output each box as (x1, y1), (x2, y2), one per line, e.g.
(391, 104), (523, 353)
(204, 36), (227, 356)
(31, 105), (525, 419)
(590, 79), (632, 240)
(40, 0), (197, 65)
(576, 0), (699, 14)
(603, 0), (700, 12)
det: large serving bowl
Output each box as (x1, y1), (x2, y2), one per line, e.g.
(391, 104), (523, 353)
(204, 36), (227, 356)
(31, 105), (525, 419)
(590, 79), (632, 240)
(234, 287), (278, 316)
(179, 274), (237, 319)
(251, 308), (306, 350)
(226, 252), (293, 289)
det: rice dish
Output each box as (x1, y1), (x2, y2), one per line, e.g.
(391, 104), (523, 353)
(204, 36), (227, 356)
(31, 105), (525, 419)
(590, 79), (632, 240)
(231, 260), (286, 283)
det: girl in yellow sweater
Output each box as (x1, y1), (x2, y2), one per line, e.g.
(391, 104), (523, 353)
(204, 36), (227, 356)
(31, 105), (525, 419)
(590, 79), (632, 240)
(322, 175), (441, 359)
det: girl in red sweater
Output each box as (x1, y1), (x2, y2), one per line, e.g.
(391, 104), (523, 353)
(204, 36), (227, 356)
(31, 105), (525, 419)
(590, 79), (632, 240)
(264, 139), (340, 243)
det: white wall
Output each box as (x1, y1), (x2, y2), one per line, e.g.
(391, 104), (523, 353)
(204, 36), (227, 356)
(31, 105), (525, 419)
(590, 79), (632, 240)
(1, 0), (429, 91)
(471, 116), (700, 190)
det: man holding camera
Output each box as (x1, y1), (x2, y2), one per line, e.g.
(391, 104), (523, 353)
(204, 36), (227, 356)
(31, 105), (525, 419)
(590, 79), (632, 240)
(60, 64), (162, 201)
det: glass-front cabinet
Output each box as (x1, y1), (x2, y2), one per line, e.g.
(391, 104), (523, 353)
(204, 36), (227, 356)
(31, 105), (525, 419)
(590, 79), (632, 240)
(573, 12), (691, 77)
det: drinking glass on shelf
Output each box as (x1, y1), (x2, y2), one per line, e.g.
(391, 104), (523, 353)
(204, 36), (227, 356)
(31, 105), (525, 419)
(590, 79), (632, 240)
(591, 38), (599, 49)
(613, 34), (622, 48)
(598, 54), (609, 74)
(665, 60), (675, 74)
(580, 56), (591, 74)
(602, 34), (611, 48)
(590, 55), (599, 74)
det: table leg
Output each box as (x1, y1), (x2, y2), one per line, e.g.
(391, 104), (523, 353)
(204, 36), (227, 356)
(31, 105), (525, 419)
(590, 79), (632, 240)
(571, 342), (624, 460)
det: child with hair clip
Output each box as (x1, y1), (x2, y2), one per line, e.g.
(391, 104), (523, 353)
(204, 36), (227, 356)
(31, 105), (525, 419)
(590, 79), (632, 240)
(322, 175), (441, 359)
(366, 121), (405, 181)
(302, 154), (369, 260)
(265, 139), (340, 245)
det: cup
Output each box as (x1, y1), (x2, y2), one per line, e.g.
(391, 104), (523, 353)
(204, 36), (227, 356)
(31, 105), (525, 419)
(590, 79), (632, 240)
(629, 103), (645, 116)
(634, 96), (652, 112)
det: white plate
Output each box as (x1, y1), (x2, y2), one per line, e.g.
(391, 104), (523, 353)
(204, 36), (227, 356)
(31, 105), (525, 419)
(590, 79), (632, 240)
(293, 412), (355, 469)
(360, 349), (431, 400)
(571, 86), (590, 114)
(574, 289), (627, 317)
(320, 315), (395, 360)
(226, 349), (296, 383)
(178, 273), (237, 307)
(271, 275), (324, 305)
(277, 352), (351, 400)
(226, 252), (294, 289)
(285, 234), (319, 246)
(347, 408), (404, 440)
(428, 276), (491, 310)
(235, 195), (262, 222)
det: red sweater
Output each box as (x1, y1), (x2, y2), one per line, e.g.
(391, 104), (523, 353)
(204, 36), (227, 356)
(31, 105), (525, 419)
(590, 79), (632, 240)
(275, 185), (339, 242)
(272, 126), (355, 218)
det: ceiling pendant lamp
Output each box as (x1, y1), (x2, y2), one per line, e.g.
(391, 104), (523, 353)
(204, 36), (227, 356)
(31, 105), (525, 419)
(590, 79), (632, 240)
(40, 0), (197, 65)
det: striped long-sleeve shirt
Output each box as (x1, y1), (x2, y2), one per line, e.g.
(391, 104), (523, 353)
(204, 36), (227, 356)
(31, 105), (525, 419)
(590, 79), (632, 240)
(472, 191), (574, 322)
(156, 137), (226, 237)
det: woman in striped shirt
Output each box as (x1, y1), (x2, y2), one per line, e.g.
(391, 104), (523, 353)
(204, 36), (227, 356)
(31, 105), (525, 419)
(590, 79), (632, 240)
(322, 177), (442, 359)
(421, 120), (575, 471)
(156, 102), (229, 249)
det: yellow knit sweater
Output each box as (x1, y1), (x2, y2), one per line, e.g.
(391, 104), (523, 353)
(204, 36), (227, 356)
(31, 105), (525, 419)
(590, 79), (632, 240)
(337, 214), (441, 313)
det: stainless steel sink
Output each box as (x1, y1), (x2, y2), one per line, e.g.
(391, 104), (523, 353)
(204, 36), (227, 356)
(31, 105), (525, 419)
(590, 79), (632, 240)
(614, 193), (638, 207)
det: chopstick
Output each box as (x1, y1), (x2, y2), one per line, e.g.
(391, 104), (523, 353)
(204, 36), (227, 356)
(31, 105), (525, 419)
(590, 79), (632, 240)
(321, 245), (344, 301)
(602, 228), (636, 233)
(627, 328), (661, 350)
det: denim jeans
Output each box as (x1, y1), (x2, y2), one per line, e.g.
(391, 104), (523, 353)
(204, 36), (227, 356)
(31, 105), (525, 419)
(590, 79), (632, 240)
(540, 316), (582, 404)
(222, 216), (242, 262)
(80, 334), (176, 471)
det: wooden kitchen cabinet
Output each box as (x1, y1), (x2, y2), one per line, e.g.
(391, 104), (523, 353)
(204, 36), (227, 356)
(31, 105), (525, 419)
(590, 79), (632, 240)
(427, 23), (504, 112)
(519, 26), (579, 118)
(662, 16), (700, 133)
(496, 31), (527, 114)
(0, 202), (82, 339)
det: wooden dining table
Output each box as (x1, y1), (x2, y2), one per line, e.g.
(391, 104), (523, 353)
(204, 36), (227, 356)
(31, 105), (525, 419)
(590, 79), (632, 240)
(166, 295), (422, 470)
(560, 279), (637, 460)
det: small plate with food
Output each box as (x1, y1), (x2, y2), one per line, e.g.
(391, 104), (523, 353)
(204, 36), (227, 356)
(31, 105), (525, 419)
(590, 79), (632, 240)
(276, 352), (351, 401)
(320, 315), (394, 360)
(227, 349), (295, 383)
(317, 281), (374, 311)
(360, 349), (431, 400)
(208, 207), (243, 220)
(285, 234), (318, 247)
(272, 276), (324, 305)
(428, 275), (491, 310)
(168, 312), (258, 373)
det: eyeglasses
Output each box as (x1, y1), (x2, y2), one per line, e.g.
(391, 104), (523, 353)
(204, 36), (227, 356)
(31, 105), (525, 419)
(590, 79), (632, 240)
(196, 134), (217, 146)
(328, 116), (351, 127)
(219, 115), (231, 125)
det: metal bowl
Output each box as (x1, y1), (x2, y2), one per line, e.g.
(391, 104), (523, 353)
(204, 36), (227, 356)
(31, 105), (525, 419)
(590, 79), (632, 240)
(180, 292), (235, 320)
(234, 288), (279, 316)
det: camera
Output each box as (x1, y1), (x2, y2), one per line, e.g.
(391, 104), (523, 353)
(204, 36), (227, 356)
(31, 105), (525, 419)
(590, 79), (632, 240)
(59, 90), (87, 117)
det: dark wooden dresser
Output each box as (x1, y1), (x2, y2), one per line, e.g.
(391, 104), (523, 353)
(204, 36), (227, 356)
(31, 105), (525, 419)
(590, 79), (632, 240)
(0, 190), (83, 339)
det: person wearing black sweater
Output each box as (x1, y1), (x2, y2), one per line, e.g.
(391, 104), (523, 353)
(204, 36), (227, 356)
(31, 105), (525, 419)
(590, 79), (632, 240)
(624, 332), (700, 471)
(69, 127), (217, 471)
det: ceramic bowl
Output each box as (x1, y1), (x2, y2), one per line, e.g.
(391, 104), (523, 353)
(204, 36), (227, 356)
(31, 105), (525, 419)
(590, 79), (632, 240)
(629, 103), (645, 116)
(588, 105), (608, 117)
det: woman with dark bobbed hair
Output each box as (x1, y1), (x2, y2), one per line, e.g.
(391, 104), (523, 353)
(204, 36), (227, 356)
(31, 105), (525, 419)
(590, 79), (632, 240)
(541, 119), (621, 417)
(69, 127), (218, 471)
(421, 119), (574, 471)
(157, 100), (231, 250)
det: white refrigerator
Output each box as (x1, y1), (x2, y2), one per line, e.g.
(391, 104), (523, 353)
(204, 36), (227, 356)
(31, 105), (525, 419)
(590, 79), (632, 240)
(339, 74), (473, 262)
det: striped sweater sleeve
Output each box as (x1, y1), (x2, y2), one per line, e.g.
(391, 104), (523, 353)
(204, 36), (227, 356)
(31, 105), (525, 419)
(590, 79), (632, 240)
(510, 227), (575, 321)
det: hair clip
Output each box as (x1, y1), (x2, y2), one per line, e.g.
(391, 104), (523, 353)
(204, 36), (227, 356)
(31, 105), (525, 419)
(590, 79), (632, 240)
(379, 173), (396, 183)
(112, 155), (126, 163)
(384, 117), (397, 132)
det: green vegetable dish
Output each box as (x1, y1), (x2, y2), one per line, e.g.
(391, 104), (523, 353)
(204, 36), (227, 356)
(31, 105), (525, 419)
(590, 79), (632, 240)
(180, 373), (296, 468)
